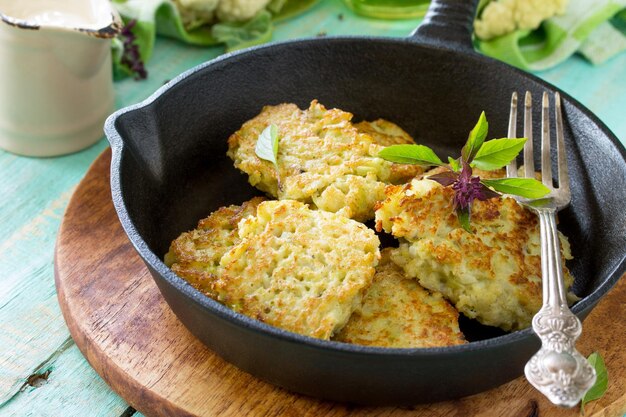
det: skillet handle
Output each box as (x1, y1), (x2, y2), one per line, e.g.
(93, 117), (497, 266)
(409, 0), (479, 53)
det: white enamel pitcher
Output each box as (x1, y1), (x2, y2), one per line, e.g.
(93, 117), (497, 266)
(0, 0), (122, 156)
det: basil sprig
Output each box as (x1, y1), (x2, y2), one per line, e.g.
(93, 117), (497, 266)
(378, 112), (549, 232)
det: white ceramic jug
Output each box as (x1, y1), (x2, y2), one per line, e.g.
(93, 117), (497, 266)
(0, 0), (122, 157)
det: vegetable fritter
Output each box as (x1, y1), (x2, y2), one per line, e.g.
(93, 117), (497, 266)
(214, 200), (381, 339)
(164, 197), (265, 298)
(227, 100), (424, 221)
(334, 249), (466, 348)
(375, 178), (577, 331)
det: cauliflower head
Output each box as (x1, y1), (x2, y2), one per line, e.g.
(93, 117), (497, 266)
(174, 0), (220, 30)
(217, 0), (273, 22)
(474, 0), (569, 40)
(173, 0), (273, 29)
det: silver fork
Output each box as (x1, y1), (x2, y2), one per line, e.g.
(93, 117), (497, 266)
(507, 91), (596, 407)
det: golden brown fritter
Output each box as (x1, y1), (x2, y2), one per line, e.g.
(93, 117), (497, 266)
(214, 200), (381, 339)
(164, 197), (265, 298)
(333, 249), (466, 348)
(354, 119), (415, 147)
(354, 119), (425, 184)
(226, 100), (423, 222)
(375, 178), (576, 331)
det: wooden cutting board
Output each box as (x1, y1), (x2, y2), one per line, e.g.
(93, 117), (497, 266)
(55, 149), (626, 417)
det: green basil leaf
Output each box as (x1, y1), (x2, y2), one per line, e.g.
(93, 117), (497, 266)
(378, 144), (443, 166)
(448, 156), (461, 172)
(456, 207), (471, 232)
(255, 124), (279, 168)
(473, 138), (527, 171)
(581, 352), (608, 414)
(481, 178), (550, 199)
(461, 111), (488, 163)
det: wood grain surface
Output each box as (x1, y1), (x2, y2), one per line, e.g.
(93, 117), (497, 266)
(55, 149), (626, 417)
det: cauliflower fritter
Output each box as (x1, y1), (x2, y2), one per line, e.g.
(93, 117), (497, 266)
(164, 197), (265, 298)
(227, 100), (424, 222)
(355, 119), (425, 184)
(375, 178), (576, 331)
(354, 119), (415, 147)
(333, 249), (466, 348)
(214, 200), (381, 339)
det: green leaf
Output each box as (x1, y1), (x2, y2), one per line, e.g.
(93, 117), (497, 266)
(461, 111), (489, 163)
(581, 352), (608, 414)
(456, 207), (472, 232)
(473, 138), (527, 171)
(378, 145), (444, 166)
(255, 124), (279, 168)
(481, 178), (550, 199)
(272, 0), (320, 21)
(267, 0), (288, 13)
(448, 156), (461, 172)
(212, 11), (273, 52)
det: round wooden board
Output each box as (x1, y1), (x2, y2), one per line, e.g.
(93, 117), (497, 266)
(55, 149), (626, 417)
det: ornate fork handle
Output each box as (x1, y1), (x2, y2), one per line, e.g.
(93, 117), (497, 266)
(524, 207), (596, 407)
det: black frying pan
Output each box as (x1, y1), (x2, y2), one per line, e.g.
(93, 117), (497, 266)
(105, 0), (626, 405)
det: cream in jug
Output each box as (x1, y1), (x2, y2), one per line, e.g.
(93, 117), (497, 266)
(0, 0), (122, 156)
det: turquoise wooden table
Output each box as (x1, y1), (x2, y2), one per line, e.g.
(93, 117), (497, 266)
(1, 1), (625, 416)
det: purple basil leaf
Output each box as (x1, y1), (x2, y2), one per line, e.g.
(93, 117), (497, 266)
(427, 171), (458, 187)
(476, 182), (501, 201)
(119, 19), (147, 80)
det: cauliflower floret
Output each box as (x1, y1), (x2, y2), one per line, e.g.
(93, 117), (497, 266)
(475, 0), (569, 40)
(174, 0), (219, 29)
(216, 0), (272, 22)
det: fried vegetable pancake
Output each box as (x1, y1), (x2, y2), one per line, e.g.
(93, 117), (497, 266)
(164, 197), (265, 298)
(227, 100), (424, 221)
(375, 178), (576, 331)
(354, 119), (422, 185)
(214, 200), (380, 339)
(333, 249), (466, 348)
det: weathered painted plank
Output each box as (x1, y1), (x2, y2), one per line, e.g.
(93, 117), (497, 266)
(0, 191), (78, 404)
(0, 146), (103, 242)
(0, 341), (128, 417)
(539, 53), (626, 142)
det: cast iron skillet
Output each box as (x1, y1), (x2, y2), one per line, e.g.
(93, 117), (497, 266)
(105, 0), (626, 405)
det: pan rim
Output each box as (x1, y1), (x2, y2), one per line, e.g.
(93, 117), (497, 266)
(105, 34), (626, 357)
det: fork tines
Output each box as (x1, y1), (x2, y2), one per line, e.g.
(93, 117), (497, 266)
(507, 91), (569, 193)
